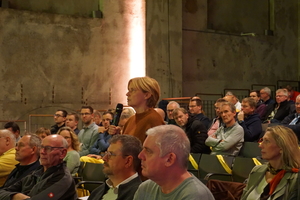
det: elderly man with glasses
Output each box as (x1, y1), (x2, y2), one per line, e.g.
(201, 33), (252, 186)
(0, 134), (77, 200)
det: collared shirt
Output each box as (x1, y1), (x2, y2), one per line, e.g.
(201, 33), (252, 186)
(102, 173), (138, 200)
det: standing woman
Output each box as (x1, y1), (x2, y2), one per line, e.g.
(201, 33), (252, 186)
(122, 76), (165, 143)
(241, 125), (300, 200)
(57, 127), (80, 176)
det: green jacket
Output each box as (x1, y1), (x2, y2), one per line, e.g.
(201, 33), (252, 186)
(241, 164), (298, 200)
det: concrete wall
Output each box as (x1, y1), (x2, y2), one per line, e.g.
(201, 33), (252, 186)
(182, 0), (299, 97)
(0, 1), (143, 131)
(146, 0), (182, 98)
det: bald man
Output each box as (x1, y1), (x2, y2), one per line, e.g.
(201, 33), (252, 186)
(0, 130), (19, 187)
(0, 135), (77, 200)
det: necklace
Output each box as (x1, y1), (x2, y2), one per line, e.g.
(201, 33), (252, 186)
(267, 163), (282, 175)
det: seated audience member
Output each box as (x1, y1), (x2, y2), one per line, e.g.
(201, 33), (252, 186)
(98, 111), (113, 134)
(0, 130), (19, 187)
(88, 135), (143, 200)
(238, 97), (262, 142)
(122, 76), (165, 143)
(51, 109), (67, 134)
(154, 108), (166, 123)
(249, 90), (267, 120)
(265, 89), (294, 123)
(166, 101), (180, 125)
(108, 108), (135, 136)
(134, 125), (214, 200)
(188, 98), (211, 129)
(93, 110), (102, 126)
(35, 127), (51, 140)
(205, 102), (244, 156)
(78, 105), (99, 157)
(87, 111), (114, 156)
(224, 92), (241, 111)
(0, 135), (77, 200)
(158, 99), (169, 121)
(260, 87), (275, 106)
(208, 98), (227, 136)
(82, 109), (135, 163)
(281, 94), (300, 139)
(284, 85), (300, 102)
(65, 112), (80, 135)
(1, 134), (41, 188)
(172, 108), (211, 154)
(4, 122), (21, 143)
(57, 127), (80, 176)
(241, 126), (300, 200)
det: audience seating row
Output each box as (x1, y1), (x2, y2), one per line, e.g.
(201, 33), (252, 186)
(75, 162), (106, 196)
(188, 142), (264, 183)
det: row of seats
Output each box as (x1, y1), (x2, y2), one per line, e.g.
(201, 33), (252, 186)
(188, 142), (264, 183)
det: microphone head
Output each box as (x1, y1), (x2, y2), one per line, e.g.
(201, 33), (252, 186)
(112, 103), (124, 126)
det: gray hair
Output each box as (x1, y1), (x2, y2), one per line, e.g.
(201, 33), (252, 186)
(146, 125), (190, 169)
(27, 134), (42, 157)
(262, 87), (271, 96)
(0, 129), (16, 143)
(276, 88), (288, 97)
(167, 101), (180, 108)
(296, 94), (300, 101)
(221, 102), (236, 113)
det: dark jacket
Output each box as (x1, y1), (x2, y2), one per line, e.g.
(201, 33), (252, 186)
(255, 102), (266, 121)
(264, 100), (293, 123)
(193, 113), (211, 130)
(50, 123), (65, 134)
(1, 159), (41, 188)
(238, 113), (262, 142)
(88, 176), (142, 200)
(185, 117), (211, 154)
(0, 162), (77, 200)
(281, 113), (300, 140)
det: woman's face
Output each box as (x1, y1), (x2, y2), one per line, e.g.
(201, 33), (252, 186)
(259, 131), (282, 162)
(126, 83), (148, 108)
(59, 130), (72, 148)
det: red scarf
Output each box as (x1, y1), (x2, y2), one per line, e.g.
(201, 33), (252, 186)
(268, 168), (299, 195)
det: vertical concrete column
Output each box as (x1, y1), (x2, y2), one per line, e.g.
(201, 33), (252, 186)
(146, 1), (182, 98)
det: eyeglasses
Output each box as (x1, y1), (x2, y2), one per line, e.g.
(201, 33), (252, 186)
(276, 95), (285, 98)
(189, 105), (197, 108)
(41, 145), (64, 153)
(101, 151), (128, 159)
(80, 113), (92, 116)
(128, 88), (138, 93)
(167, 109), (174, 113)
(258, 138), (270, 145)
(101, 151), (117, 159)
(54, 114), (63, 117)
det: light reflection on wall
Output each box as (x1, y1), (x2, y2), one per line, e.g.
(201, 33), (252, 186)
(128, 0), (145, 79)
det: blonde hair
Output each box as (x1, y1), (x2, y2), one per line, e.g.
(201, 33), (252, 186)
(57, 127), (80, 151)
(128, 76), (160, 108)
(266, 126), (300, 169)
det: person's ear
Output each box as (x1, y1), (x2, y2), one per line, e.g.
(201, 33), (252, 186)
(124, 155), (134, 168)
(165, 153), (176, 167)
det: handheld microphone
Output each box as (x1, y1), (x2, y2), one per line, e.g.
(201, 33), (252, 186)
(112, 103), (123, 126)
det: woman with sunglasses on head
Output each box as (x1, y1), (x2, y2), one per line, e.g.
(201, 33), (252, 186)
(57, 127), (80, 176)
(241, 125), (300, 200)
